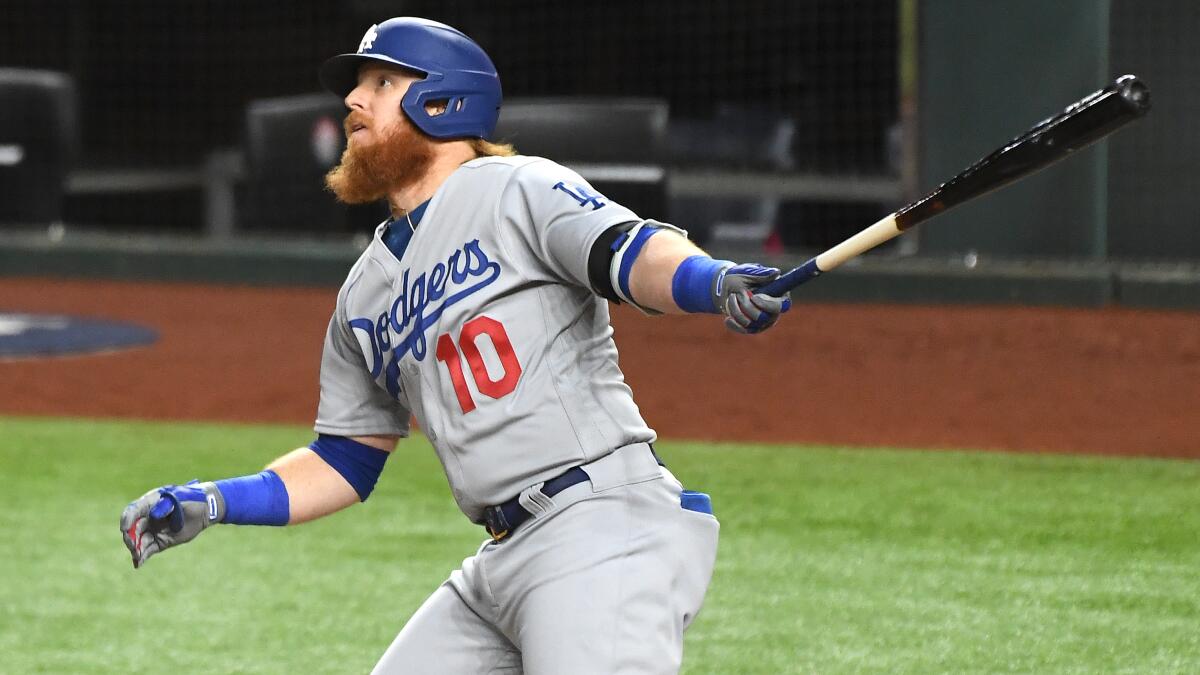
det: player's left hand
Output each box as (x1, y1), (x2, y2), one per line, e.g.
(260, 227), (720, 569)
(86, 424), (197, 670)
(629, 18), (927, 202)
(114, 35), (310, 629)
(120, 480), (224, 568)
(713, 263), (792, 334)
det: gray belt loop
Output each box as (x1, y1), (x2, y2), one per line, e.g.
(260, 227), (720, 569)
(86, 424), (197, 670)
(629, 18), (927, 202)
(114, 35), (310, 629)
(518, 481), (555, 517)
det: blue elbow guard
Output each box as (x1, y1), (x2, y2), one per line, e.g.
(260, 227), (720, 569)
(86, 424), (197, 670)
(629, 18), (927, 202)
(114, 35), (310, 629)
(213, 470), (290, 526)
(610, 222), (661, 306)
(309, 434), (390, 502)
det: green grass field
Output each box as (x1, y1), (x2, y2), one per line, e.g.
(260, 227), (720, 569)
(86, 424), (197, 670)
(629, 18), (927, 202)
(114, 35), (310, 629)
(1, 416), (1197, 674)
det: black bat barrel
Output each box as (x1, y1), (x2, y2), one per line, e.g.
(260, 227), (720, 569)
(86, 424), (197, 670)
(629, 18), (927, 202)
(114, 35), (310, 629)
(894, 75), (1151, 230)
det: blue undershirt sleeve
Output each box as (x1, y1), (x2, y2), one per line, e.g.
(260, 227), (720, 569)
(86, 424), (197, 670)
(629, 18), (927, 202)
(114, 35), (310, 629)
(308, 434), (391, 502)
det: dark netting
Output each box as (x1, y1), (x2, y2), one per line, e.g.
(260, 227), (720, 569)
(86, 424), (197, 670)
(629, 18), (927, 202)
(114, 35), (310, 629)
(1, 0), (352, 165)
(1, 0), (900, 244)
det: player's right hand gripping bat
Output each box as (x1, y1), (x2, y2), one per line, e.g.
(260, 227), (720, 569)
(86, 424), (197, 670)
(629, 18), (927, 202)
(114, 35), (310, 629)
(758, 75), (1152, 297)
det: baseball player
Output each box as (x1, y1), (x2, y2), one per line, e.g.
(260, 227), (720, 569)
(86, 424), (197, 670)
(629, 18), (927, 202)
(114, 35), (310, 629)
(121, 17), (791, 674)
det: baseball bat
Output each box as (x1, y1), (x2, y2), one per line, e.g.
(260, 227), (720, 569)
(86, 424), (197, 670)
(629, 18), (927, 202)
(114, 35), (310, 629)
(758, 74), (1151, 297)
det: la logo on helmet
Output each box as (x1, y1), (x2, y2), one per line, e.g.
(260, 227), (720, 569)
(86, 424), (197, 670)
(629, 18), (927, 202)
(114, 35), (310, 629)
(358, 25), (379, 53)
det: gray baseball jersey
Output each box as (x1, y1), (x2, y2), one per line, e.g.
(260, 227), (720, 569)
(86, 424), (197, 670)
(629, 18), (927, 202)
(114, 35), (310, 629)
(313, 155), (657, 520)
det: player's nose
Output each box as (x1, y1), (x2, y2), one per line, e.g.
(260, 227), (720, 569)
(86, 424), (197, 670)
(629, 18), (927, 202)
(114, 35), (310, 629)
(344, 84), (368, 112)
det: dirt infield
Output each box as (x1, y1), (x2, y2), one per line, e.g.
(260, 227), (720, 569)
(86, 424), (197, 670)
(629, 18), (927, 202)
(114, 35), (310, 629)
(1, 277), (1196, 458)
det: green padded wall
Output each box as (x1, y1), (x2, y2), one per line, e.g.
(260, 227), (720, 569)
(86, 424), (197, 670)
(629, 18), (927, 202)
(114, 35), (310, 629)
(1107, 1), (1200, 262)
(917, 0), (1110, 259)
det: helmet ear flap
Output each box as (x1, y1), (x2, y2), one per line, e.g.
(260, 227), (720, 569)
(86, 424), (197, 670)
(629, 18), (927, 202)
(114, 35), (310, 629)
(416, 97), (459, 118)
(401, 80), (436, 135)
(403, 78), (501, 139)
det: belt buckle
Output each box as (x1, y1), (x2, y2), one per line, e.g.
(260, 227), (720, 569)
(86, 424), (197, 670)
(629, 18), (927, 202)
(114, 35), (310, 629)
(483, 505), (510, 542)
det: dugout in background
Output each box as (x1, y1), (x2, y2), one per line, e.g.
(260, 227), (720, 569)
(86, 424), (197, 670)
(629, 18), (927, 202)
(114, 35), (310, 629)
(666, 104), (795, 248)
(241, 93), (386, 234)
(0, 69), (77, 225)
(494, 98), (669, 220)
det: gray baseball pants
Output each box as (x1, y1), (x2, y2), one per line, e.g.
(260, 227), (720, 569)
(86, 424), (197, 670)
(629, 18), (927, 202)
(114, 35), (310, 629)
(371, 443), (720, 674)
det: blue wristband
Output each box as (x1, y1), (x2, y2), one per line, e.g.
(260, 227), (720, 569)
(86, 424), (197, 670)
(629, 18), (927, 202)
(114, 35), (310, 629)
(213, 470), (290, 526)
(671, 255), (732, 313)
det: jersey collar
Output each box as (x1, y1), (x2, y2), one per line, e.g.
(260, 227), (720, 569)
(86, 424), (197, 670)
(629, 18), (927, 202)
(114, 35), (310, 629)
(381, 199), (430, 261)
(405, 199), (430, 228)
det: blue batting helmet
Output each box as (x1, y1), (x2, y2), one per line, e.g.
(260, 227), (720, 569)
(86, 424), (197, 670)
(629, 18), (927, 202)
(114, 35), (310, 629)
(319, 17), (502, 140)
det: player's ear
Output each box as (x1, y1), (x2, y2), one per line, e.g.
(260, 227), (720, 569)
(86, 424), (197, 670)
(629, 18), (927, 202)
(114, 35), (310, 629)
(424, 99), (449, 117)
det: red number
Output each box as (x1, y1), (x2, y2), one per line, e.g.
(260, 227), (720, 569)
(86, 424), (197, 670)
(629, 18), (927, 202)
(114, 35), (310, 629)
(435, 333), (476, 414)
(459, 316), (522, 399)
(435, 316), (523, 414)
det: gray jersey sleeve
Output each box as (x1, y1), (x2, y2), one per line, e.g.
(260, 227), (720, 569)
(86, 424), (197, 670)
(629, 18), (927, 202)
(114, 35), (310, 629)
(313, 283), (411, 438)
(499, 158), (641, 288)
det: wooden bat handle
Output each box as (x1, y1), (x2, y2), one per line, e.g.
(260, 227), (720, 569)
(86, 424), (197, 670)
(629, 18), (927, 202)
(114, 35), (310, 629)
(758, 214), (901, 296)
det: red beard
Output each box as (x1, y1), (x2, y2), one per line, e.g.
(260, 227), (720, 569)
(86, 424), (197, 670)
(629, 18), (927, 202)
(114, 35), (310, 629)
(325, 111), (436, 205)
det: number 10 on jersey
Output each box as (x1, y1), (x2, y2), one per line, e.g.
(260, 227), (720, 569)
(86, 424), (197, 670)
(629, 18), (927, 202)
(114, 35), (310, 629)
(435, 316), (522, 414)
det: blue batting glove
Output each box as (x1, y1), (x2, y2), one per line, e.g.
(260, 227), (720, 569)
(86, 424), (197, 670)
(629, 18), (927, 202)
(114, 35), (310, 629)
(713, 263), (792, 334)
(120, 481), (225, 568)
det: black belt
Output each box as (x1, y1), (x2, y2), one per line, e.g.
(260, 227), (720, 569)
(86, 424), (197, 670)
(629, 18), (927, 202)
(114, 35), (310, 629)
(483, 467), (590, 541)
(482, 445), (664, 542)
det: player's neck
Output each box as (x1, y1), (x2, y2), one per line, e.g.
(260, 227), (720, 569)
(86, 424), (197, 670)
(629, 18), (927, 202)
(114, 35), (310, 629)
(387, 143), (477, 217)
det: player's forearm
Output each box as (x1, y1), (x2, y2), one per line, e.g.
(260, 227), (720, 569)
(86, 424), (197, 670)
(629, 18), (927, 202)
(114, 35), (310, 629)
(267, 434), (398, 524)
(626, 231), (709, 314)
(620, 228), (791, 333)
(266, 448), (361, 524)
(121, 434), (397, 567)
(210, 435), (396, 526)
